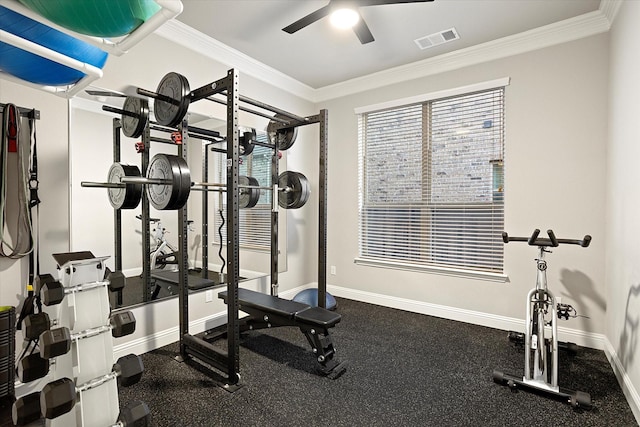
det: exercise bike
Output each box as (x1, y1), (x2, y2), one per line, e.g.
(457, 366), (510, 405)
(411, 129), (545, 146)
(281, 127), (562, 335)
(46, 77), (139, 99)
(493, 229), (592, 408)
(136, 215), (194, 270)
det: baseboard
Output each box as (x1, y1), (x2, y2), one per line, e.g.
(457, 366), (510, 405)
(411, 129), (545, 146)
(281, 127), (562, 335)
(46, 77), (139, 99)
(324, 283), (605, 350)
(112, 311), (227, 360)
(604, 338), (640, 423)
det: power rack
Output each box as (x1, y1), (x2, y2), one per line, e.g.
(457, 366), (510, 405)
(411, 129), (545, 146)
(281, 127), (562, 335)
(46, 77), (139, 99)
(97, 68), (336, 387)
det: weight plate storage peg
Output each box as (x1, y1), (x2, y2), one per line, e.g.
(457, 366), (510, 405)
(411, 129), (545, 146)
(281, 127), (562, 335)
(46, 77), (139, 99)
(146, 154), (191, 210)
(154, 72), (191, 127)
(107, 163), (143, 209)
(267, 113), (298, 150)
(121, 96), (149, 138)
(278, 171), (310, 209)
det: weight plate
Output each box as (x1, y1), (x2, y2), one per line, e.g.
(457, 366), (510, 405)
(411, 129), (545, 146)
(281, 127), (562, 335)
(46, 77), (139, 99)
(239, 176), (260, 209)
(121, 96), (148, 138)
(146, 154), (191, 210)
(267, 114), (298, 150)
(240, 128), (256, 156)
(154, 72), (191, 127)
(171, 154), (191, 211)
(107, 163), (142, 210)
(278, 171), (310, 209)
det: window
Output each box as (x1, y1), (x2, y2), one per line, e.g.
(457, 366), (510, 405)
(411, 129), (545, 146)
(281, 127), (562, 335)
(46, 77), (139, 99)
(213, 131), (272, 251)
(357, 84), (505, 275)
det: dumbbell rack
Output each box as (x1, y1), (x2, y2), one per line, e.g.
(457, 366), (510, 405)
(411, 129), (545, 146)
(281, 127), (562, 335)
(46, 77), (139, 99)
(15, 253), (128, 426)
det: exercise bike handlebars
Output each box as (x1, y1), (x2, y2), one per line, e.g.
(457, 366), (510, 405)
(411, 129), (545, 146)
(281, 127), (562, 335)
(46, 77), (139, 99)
(502, 229), (591, 248)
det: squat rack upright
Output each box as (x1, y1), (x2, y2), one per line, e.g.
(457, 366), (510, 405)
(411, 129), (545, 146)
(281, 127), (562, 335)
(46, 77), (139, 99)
(170, 69), (329, 386)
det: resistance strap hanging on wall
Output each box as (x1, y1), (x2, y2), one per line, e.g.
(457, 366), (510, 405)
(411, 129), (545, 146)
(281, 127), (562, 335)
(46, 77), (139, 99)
(1, 103), (34, 258)
(1, 102), (41, 329)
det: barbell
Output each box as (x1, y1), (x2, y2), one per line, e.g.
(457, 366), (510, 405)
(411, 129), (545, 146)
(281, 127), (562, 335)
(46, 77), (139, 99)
(118, 71), (300, 150)
(113, 96), (257, 156)
(82, 153), (310, 211)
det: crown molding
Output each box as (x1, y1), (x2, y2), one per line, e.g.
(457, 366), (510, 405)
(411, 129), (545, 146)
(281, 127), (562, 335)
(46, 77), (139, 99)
(154, 20), (316, 101)
(314, 9), (611, 102)
(599, 0), (622, 25)
(156, 8), (612, 104)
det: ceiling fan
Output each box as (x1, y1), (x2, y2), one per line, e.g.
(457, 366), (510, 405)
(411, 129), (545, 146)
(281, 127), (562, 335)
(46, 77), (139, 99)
(282, 0), (435, 45)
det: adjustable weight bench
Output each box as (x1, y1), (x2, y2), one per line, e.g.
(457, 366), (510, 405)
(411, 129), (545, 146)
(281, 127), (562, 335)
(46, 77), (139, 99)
(215, 288), (346, 378)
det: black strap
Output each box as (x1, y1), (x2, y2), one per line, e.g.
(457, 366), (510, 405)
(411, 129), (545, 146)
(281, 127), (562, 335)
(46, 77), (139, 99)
(16, 112), (41, 330)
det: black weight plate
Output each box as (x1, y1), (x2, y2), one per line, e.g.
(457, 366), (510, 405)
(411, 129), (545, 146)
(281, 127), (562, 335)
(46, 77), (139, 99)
(278, 171), (310, 209)
(171, 154), (191, 211)
(267, 114), (298, 150)
(107, 163), (142, 210)
(238, 176), (259, 209)
(154, 72), (190, 127)
(240, 128), (256, 156)
(121, 96), (148, 138)
(146, 154), (190, 210)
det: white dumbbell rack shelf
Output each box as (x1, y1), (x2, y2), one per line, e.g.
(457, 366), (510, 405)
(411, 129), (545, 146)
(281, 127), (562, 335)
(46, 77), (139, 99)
(43, 252), (121, 426)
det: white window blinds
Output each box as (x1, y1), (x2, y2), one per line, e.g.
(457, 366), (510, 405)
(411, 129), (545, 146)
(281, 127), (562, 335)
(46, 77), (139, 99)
(213, 131), (272, 251)
(358, 87), (505, 273)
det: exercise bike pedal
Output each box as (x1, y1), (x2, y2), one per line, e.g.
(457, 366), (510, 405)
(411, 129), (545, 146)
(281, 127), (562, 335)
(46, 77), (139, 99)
(507, 331), (525, 344)
(569, 391), (591, 409)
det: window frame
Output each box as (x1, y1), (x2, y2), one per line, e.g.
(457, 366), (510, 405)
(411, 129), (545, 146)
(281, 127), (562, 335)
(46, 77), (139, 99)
(354, 78), (510, 282)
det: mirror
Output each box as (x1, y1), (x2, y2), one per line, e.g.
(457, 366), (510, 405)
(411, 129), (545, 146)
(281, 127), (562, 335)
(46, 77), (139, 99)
(68, 96), (285, 309)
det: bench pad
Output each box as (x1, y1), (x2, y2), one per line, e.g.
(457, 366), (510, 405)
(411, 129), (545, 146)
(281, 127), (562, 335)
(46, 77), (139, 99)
(295, 306), (341, 328)
(219, 288), (310, 319)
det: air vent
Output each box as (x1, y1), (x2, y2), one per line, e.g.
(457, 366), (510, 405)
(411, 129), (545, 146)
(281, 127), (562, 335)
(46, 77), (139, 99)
(414, 28), (459, 50)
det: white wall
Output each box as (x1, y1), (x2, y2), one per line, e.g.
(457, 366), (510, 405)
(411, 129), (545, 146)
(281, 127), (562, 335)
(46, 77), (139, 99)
(0, 80), (69, 309)
(320, 34), (608, 338)
(69, 102), (145, 272)
(605, 0), (640, 420)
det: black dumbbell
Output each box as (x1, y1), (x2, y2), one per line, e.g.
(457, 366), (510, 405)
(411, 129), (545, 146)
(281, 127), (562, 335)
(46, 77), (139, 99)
(17, 312), (137, 382)
(16, 353), (49, 383)
(23, 312), (53, 340)
(40, 279), (109, 306)
(12, 392), (41, 426)
(40, 354), (144, 419)
(114, 400), (151, 427)
(34, 273), (56, 295)
(40, 311), (137, 359)
(105, 267), (126, 292)
(111, 311), (137, 338)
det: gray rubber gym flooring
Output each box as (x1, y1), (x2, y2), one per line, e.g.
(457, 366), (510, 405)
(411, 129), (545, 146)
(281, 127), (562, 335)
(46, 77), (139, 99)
(115, 297), (637, 426)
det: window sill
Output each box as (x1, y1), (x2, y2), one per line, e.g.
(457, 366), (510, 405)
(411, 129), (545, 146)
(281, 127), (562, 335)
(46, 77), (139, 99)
(353, 257), (508, 283)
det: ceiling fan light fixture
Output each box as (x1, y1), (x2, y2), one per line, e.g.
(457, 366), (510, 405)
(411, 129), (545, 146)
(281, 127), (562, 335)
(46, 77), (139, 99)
(329, 8), (360, 29)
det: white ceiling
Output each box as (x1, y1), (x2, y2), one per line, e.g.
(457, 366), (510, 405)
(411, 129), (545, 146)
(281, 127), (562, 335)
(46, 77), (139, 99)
(176, 0), (602, 89)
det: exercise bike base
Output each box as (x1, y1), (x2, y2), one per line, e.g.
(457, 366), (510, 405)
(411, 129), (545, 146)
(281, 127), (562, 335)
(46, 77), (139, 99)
(493, 369), (591, 409)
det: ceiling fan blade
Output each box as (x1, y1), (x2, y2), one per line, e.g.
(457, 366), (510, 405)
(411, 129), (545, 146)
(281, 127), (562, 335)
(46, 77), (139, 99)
(282, 4), (333, 34)
(353, 17), (374, 44)
(358, 0), (434, 5)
